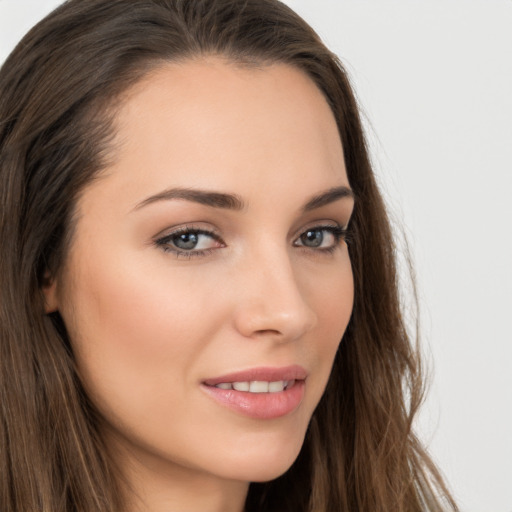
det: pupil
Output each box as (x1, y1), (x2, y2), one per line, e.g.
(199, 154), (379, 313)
(174, 232), (198, 250)
(302, 229), (323, 247)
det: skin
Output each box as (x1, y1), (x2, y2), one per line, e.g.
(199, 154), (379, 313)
(45, 58), (355, 512)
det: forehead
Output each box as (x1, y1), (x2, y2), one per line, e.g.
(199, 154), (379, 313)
(82, 58), (348, 212)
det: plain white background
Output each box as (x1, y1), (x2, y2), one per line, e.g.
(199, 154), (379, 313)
(1, 1), (511, 510)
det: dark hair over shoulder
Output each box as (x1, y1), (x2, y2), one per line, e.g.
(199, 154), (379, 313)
(0, 1), (457, 511)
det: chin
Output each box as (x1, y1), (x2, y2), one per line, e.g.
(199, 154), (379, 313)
(246, 459), (298, 484)
(214, 431), (306, 484)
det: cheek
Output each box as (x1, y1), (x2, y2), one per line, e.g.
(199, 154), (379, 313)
(315, 263), (353, 328)
(58, 249), (224, 417)
(303, 258), (353, 388)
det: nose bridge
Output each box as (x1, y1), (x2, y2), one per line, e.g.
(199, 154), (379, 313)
(232, 242), (317, 341)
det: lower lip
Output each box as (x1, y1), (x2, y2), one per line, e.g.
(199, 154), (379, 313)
(201, 380), (305, 419)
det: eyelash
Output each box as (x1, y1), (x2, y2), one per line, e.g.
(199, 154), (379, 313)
(294, 225), (351, 255)
(154, 224), (351, 259)
(155, 227), (223, 259)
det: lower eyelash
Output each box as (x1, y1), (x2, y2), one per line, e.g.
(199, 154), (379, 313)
(160, 247), (216, 259)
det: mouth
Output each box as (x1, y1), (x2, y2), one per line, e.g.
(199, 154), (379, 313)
(201, 365), (307, 419)
(211, 380), (296, 393)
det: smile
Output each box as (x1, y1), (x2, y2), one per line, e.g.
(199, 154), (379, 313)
(213, 380), (296, 393)
(201, 366), (307, 419)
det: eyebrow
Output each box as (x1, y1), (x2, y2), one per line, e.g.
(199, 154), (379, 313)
(133, 188), (245, 211)
(133, 185), (354, 212)
(302, 186), (354, 212)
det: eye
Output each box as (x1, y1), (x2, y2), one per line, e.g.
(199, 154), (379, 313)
(155, 227), (223, 257)
(294, 225), (348, 251)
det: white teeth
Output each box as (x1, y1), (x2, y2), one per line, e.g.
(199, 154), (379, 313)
(249, 381), (269, 393)
(215, 380), (292, 393)
(268, 380), (285, 393)
(233, 381), (250, 392)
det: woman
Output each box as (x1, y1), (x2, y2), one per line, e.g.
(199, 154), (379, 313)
(0, 1), (458, 511)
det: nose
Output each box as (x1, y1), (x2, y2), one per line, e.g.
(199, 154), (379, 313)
(232, 250), (317, 342)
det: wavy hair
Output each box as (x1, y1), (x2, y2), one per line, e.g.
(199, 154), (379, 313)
(0, 1), (457, 510)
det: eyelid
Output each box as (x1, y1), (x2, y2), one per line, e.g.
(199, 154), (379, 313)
(292, 219), (346, 240)
(153, 224), (225, 258)
(291, 221), (352, 255)
(153, 223), (222, 242)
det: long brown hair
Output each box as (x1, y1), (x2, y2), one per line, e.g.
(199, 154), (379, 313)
(0, 1), (457, 510)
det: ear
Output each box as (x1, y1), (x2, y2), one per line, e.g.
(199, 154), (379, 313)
(42, 271), (59, 313)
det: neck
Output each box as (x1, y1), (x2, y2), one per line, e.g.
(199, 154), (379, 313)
(126, 466), (248, 512)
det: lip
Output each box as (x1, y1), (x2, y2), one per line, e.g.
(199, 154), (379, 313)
(202, 365), (307, 387)
(201, 365), (307, 420)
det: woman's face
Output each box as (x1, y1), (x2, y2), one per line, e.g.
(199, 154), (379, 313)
(46, 59), (354, 488)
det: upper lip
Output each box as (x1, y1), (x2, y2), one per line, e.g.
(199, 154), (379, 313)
(202, 365), (308, 386)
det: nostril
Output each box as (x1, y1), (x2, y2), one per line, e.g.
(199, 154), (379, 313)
(253, 328), (282, 336)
